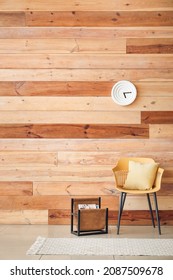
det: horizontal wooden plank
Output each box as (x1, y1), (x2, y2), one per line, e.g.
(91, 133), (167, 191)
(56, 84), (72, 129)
(0, 27), (172, 39)
(0, 165), (172, 183)
(0, 152), (58, 166)
(48, 210), (173, 225)
(0, 165), (113, 182)
(0, 81), (113, 96)
(0, 124), (149, 139)
(127, 38), (173, 54)
(124, 196), (173, 210)
(33, 181), (115, 196)
(0, 210), (48, 224)
(0, 195), (118, 210)
(0, 182), (33, 196)
(0, 12), (25, 27)
(0, 69), (173, 82)
(0, 54), (172, 69)
(25, 11), (173, 27)
(0, 69), (172, 81)
(0, 139), (173, 152)
(49, 209), (70, 225)
(0, 38), (126, 54)
(119, 210), (173, 225)
(0, 111), (141, 124)
(0, 81), (173, 97)
(0, 0), (172, 11)
(1, 96), (173, 111)
(58, 151), (173, 167)
(150, 124), (173, 139)
(142, 111), (173, 124)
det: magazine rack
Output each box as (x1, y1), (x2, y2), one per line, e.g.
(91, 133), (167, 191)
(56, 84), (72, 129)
(71, 197), (108, 236)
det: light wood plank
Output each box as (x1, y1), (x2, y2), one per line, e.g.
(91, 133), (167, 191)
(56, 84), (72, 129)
(58, 151), (173, 167)
(0, 165), (171, 183)
(0, 182), (32, 196)
(0, 152), (58, 166)
(150, 124), (173, 139)
(0, 210), (48, 224)
(33, 181), (115, 196)
(0, 111), (141, 124)
(0, 54), (172, 69)
(0, 38), (126, 54)
(0, 165), (118, 182)
(0, 27), (172, 39)
(124, 196), (173, 211)
(0, 96), (173, 111)
(0, 0), (172, 11)
(0, 69), (172, 81)
(1, 139), (173, 152)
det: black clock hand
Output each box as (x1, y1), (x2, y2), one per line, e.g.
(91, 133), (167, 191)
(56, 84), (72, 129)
(123, 92), (132, 98)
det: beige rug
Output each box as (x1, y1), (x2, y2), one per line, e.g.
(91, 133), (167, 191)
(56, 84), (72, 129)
(27, 237), (173, 256)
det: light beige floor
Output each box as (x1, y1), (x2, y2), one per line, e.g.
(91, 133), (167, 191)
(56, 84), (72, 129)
(0, 225), (173, 260)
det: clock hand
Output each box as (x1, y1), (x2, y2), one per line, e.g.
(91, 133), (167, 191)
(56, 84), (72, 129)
(123, 92), (132, 98)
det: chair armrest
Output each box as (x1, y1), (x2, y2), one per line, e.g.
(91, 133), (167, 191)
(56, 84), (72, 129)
(153, 167), (164, 191)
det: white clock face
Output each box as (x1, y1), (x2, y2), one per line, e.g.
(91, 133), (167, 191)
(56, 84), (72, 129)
(111, 80), (137, 106)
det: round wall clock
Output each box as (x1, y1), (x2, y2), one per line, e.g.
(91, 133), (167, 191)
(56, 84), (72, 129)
(111, 80), (137, 106)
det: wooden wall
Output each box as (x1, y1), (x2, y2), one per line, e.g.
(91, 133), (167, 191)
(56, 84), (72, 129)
(0, 0), (173, 225)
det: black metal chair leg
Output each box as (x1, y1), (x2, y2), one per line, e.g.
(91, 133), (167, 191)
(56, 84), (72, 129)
(146, 194), (155, 228)
(117, 192), (126, 235)
(153, 192), (161, 235)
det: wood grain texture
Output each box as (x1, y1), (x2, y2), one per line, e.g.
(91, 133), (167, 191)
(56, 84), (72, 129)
(1, 96), (173, 111)
(0, 69), (172, 81)
(0, 182), (33, 196)
(0, 139), (173, 152)
(48, 210), (173, 225)
(150, 124), (173, 139)
(1, 27), (172, 39)
(0, 111), (141, 124)
(0, 12), (25, 27)
(0, 152), (58, 166)
(33, 182), (115, 196)
(0, 0), (172, 225)
(25, 11), (173, 27)
(0, 54), (172, 69)
(1, 0), (172, 11)
(0, 81), (173, 97)
(0, 124), (149, 139)
(0, 38), (126, 54)
(142, 111), (173, 124)
(0, 195), (118, 210)
(0, 210), (48, 224)
(127, 38), (173, 54)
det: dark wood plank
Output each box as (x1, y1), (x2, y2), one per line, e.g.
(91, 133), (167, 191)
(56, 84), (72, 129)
(0, 12), (25, 27)
(48, 210), (173, 225)
(0, 182), (33, 196)
(127, 38), (173, 54)
(0, 124), (149, 139)
(141, 111), (173, 124)
(0, 81), (113, 96)
(26, 11), (173, 27)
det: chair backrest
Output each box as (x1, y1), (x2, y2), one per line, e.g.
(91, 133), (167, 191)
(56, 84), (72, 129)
(114, 157), (155, 171)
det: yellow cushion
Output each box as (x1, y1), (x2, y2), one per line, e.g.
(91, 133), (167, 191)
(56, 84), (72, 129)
(124, 161), (159, 190)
